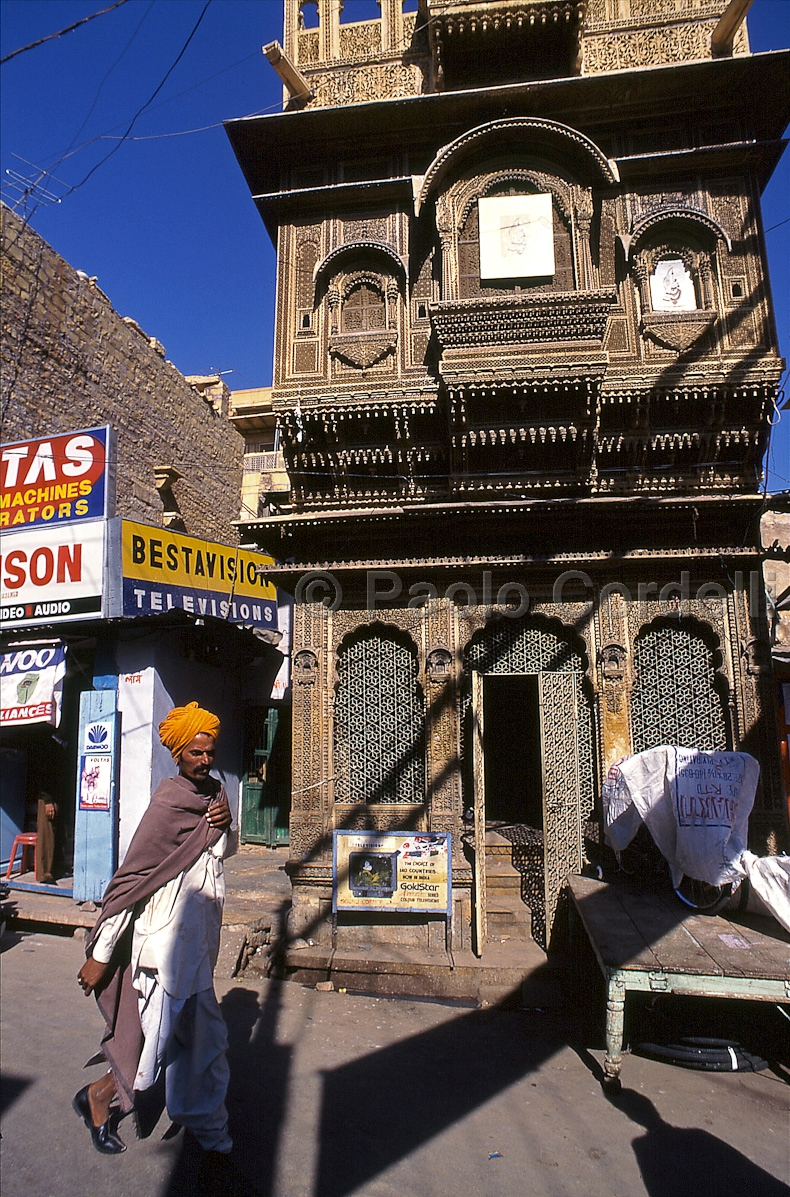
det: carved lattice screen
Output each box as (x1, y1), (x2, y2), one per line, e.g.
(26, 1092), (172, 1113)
(630, 621), (728, 753)
(334, 629), (426, 803)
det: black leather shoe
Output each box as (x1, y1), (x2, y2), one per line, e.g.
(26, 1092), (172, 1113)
(72, 1085), (126, 1154)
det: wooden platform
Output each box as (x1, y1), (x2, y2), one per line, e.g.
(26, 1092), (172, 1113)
(566, 873), (790, 1088)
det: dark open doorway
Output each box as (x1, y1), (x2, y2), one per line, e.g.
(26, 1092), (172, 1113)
(482, 674), (542, 827)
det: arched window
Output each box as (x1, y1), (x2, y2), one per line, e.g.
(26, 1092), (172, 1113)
(631, 620), (729, 752)
(299, 1), (319, 29)
(457, 191), (573, 299)
(334, 627), (425, 803)
(342, 281), (386, 332)
(649, 255), (697, 312)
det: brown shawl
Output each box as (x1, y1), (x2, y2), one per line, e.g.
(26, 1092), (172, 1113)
(86, 774), (226, 1112)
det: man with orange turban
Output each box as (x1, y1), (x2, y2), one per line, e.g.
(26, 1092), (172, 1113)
(74, 703), (248, 1195)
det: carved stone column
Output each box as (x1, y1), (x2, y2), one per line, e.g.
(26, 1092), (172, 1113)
(730, 587), (785, 848)
(424, 600), (469, 947)
(575, 187), (596, 291)
(597, 590), (633, 772)
(290, 602), (333, 864)
(436, 194), (456, 301)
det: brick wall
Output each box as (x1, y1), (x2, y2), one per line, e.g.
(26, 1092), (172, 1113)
(1, 204), (243, 545)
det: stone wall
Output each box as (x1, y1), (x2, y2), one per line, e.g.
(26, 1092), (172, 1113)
(1, 204), (243, 545)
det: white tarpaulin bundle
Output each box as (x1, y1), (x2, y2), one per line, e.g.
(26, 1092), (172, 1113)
(738, 851), (790, 935)
(602, 745), (760, 889)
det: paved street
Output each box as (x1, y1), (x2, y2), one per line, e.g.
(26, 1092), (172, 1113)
(1, 926), (788, 1197)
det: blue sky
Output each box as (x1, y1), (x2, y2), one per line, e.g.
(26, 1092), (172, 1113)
(1, 0), (788, 487)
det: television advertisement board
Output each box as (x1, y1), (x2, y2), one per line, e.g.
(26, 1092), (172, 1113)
(120, 520), (278, 629)
(333, 831), (452, 915)
(0, 518), (107, 629)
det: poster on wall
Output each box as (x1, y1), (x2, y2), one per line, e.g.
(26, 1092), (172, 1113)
(0, 519), (106, 628)
(1, 426), (112, 530)
(478, 193), (555, 281)
(0, 642), (66, 726)
(120, 520), (278, 629)
(333, 832), (451, 914)
(78, 716), (115, 811)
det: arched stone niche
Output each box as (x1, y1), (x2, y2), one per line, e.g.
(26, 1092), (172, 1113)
(627, 208), (731, 353)
(315, 241), (405, 370)
(434, 166), (601, 302)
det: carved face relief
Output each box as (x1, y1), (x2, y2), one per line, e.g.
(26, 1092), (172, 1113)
(294, 649), (319, 684)
(599, 642), (626, 681)
(741, 637), (770, 676)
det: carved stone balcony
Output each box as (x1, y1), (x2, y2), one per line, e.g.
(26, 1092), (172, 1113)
(430, 290), (617, 378)
(640, 309), (718, 353)
(426, 0), (585, 89)
(328, 330), (398, 370)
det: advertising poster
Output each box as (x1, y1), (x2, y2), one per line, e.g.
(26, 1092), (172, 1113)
(333, 831), (451, 914)
(121, 520), (278, 629)
(78, 716), (115, 812)
(0, 518), (106, 628)
(1, 426), (111, 530)
(0, 642), (67, 727)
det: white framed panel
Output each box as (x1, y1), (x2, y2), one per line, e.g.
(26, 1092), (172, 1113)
(478, 193), (555, 281)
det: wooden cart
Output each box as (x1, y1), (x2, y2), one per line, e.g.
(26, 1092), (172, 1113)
(566, 874), (790, 1088)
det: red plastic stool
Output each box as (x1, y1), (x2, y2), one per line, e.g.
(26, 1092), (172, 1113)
(5, 832), (37, 880)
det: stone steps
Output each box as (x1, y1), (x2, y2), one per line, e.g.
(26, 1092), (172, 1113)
(484, 832), (532, 940)
(487, 893), (533, 941)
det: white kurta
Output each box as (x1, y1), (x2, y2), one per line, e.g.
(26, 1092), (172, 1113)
(91, 833), (227, 997)
(91, 833), (232, 1152)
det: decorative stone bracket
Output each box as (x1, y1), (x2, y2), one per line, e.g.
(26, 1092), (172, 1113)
(328, 331), (398, 369)
(640, 310), (717, 353)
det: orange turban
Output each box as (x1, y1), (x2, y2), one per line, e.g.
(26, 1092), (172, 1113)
(159, 702), (220, 760)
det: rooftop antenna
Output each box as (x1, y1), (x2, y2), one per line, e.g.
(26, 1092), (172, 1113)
(2, 154), (69, 218)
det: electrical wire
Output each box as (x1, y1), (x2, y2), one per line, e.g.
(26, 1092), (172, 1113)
(59, 0), (157, 160)
(0, 0), (130, 65)
(10, 0), (474, 163)
(0, 2), (219, 416)
(59, 0), (214, 201)
(35, 50), (262, 170)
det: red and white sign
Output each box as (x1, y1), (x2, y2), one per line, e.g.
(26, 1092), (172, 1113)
(1, 426), (110, 530)
(0, 519), (106, 627)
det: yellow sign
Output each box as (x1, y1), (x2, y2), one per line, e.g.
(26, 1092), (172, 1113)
(121, 521), (277, 627)
(333, 832), (451, 913)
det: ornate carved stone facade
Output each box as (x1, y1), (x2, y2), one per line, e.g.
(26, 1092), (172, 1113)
(226, 1), (789, 953)
(277, 0), (751, 110)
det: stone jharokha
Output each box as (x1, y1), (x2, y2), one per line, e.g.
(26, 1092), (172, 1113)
(226, 0), (789, 955)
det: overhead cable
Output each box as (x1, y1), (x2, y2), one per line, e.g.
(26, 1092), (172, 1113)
(1, 1), (131, 65)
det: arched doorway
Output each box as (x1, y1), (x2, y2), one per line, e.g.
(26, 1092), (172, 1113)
(462, 614), (596, 949)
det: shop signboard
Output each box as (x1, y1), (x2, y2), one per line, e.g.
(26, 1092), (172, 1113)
(0, 519), (106, 628)
(120, 520), (277, 629)
(0, 642), (67, 727)
(333, 831), (452, 914)
(1, 426), (112, 530)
